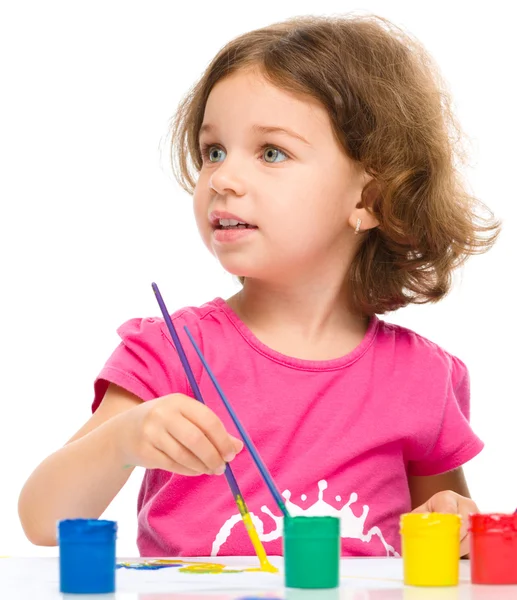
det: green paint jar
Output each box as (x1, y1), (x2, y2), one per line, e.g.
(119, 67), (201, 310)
(284, 516), (340, 589)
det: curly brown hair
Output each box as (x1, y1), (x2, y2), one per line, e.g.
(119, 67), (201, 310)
(169, 13), (501, 316)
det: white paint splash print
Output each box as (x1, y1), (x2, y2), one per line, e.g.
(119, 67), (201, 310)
(211, 480), (399, 557)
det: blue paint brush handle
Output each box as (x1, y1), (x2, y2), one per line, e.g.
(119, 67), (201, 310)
(151, 283), (241, 499)
(184, 325), (290, 519)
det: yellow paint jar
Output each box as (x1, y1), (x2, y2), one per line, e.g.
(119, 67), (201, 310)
(400, 513), (460, 587)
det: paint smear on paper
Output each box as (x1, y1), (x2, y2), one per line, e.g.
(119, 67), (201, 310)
(117, 558), (278, 574)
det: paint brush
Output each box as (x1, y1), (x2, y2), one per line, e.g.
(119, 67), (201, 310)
(151, 283), (276, 572)
(183, 325), (291, 520)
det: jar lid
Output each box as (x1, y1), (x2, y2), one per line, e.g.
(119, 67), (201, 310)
(469, 513), (517, 533)
(58, 519), (117, 542)
(400, 512), (461, 533)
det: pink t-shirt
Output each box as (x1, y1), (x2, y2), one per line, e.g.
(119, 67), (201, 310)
(93, 297), (483, 558)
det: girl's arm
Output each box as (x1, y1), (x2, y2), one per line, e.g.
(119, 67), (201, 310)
(18, 382), (242, 547)
(18, 384), (142, 546)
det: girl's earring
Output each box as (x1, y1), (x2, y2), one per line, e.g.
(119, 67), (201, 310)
(354, 218), (362, 235)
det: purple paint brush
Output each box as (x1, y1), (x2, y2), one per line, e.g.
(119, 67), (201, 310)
(151, 283), (276, 571)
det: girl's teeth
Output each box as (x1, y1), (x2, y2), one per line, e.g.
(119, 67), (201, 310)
(218, 218), (253, 229)
(220, 218), (244, 227)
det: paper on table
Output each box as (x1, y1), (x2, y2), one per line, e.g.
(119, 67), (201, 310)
(117, 557), (474, 595)
(117, 557), (403, 594)
(117, 556), (282, 593)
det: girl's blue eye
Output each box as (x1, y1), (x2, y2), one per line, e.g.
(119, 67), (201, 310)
(207, 147), (226, 163)
(263, 147), (287, 163)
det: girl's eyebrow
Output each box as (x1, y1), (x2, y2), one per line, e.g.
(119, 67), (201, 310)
(251, 124), (311, 146)
(199, 123), (311, 146)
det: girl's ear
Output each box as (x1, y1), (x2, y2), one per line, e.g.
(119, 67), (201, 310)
(348, 177), (380, 233)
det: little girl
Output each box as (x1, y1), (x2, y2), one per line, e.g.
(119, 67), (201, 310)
(18, 13), (500, 559)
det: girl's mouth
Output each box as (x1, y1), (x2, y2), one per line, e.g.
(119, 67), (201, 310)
(216, 219), (258, 230)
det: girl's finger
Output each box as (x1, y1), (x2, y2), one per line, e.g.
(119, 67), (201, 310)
(231, 436), (244, 454)
(179, 401), (239, 463)
(168, 416), (226, 474)
(148, 446), (206, 476)
(425, 491), (458, 514)
(154, 431), (211, 474)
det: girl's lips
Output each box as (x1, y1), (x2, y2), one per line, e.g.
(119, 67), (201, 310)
(212, 226), (258, 244)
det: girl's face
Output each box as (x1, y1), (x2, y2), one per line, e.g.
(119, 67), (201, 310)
(194, 69), (367, 282)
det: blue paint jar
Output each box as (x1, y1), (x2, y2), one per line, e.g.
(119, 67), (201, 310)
(58, 519), (117, 594)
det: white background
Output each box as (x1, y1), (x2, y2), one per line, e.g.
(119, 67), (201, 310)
(1, 1), (515, 557)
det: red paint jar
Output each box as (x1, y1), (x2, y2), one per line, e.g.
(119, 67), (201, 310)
(469, 513), (517, 585)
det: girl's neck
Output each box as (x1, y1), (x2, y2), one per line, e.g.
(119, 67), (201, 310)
(225, 278), (369, 361)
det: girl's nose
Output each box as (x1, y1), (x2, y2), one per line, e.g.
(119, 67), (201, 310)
(208, 160), (247, 197)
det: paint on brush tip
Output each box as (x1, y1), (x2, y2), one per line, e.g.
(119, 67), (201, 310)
(237, 494), (278, 573)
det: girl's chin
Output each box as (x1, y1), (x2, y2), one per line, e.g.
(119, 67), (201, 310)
(215, 258), (254, 279)
(219, 265), (250, 278)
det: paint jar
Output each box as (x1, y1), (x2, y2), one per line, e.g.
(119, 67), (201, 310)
(400, 513), (460, 587)
(58, 518), (117, 594)
(469, 513), (517, 584)
(283, 516), (340, 589)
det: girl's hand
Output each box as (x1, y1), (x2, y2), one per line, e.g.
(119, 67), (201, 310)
(411, 490), (479, 557)
(114, 393), (244, 476)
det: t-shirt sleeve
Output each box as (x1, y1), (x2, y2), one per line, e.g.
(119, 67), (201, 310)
(92, 317), (187, 412)
(407, 355), (484, 476)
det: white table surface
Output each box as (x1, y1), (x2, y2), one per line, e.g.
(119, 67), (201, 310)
(1, 556), (516, 599)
